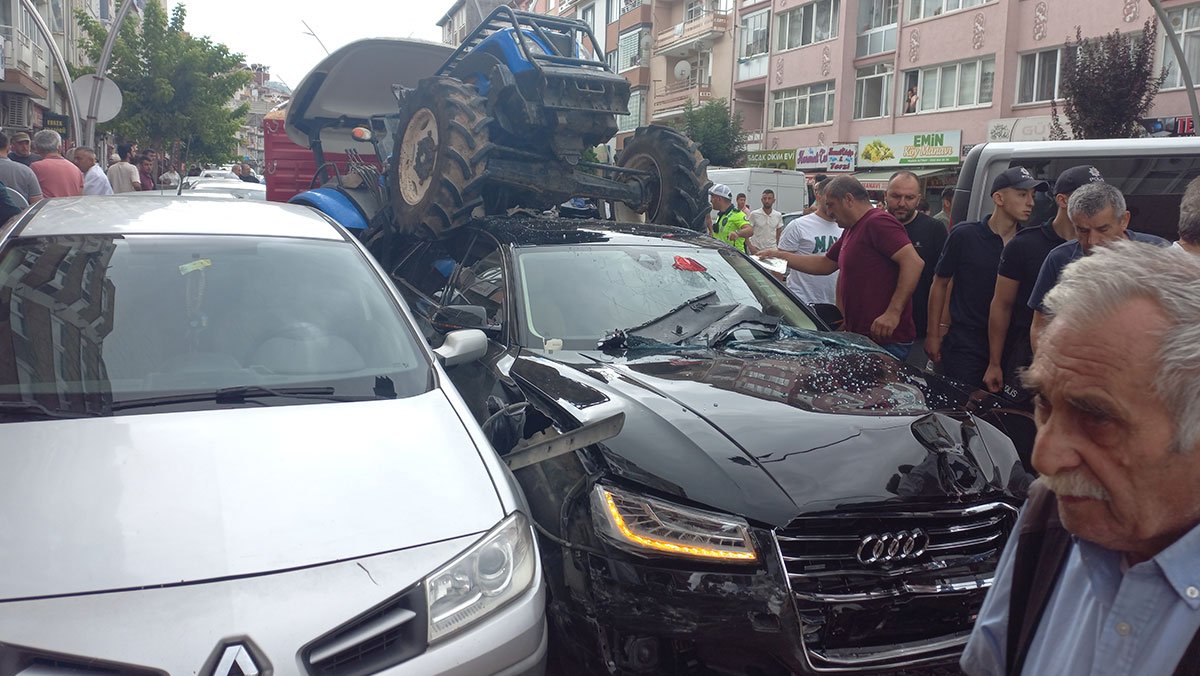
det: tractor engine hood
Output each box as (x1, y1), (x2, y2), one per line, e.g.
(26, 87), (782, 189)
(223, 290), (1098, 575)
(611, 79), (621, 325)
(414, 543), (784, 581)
(285, 37), (454, 148)
(510, 343), (1029, 528)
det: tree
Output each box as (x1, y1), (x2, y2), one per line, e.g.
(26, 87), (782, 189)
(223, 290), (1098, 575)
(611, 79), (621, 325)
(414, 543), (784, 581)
(1050, 19), (1166, 139)
(72, 0), (252, 164)
(673, 98), (747, 167)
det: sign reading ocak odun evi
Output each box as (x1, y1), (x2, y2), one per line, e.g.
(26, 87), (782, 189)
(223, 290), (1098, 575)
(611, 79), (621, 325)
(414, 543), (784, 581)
(856, 131), (961, 168)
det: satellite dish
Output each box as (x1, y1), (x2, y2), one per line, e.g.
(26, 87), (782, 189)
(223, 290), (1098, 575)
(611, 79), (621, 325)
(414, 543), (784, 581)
(639, 33), (653, 51)
(673, 61), (692, 81)
(71, 74), (123, 123)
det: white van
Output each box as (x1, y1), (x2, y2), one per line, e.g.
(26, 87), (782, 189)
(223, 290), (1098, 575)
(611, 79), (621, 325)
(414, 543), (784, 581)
(952, 138), (1200, 241)
(708, 167), (809, 214)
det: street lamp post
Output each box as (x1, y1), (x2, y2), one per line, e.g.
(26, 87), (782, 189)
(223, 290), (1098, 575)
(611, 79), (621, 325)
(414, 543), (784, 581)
(83, 0), (139, 150)
(1148, 0), (1200, 132)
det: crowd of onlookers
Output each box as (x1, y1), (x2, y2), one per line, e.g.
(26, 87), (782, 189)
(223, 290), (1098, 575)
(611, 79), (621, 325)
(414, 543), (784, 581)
(0, 131), (264, 220)
(706, 164), (1200, 405)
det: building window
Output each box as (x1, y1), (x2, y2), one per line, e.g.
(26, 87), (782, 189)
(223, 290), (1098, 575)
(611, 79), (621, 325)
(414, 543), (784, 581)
(606, 50), (617, 72)
(618, 89), (646, 133)
(854, 63), (893, 119)
(902, 56), (995, 113)
(617, 28), (645, 71)
(620, 0), (645, 16)
(581, 4), (595, 27)
(549, 0), (556, 10)
(906, 0), (984, 21)
(686, 0), (706, 21)
(856, 0), (898, 57)
(775, 0), (840, 51)
(771, 81), (835, 128)
(1016, 47), (1075, 104)
(1164, 5), (1200, 89)
(741, 10), (770, 58)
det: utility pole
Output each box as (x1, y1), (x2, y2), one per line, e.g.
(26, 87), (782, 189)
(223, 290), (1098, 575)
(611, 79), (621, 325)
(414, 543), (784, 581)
(83, 0), (140, 150)
(1148, 0), (1200, 131)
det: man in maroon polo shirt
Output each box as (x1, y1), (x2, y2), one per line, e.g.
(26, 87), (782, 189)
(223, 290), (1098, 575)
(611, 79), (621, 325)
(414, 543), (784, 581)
(758, 175), (925, 360)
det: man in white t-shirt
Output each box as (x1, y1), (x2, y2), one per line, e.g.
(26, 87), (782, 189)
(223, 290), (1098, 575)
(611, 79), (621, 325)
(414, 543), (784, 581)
(747, 189), (783, 254)
(776, 177), (841, 305)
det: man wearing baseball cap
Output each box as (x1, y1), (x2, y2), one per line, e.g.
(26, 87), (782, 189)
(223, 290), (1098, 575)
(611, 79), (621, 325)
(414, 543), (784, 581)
(1028, 181), (1168, 349)
(9, 131), (42, 167)
(709, 183), (752, 253)
(981, 165), (1102, 399)
(925, 166), (1047, 389)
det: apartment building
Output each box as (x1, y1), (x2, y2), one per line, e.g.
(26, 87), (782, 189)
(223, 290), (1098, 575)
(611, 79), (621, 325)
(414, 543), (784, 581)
(514, 0), (1197, 200)
(0, 0), (116, 136)
(439, 0), (532, 46)
(232, 64), (290, 169)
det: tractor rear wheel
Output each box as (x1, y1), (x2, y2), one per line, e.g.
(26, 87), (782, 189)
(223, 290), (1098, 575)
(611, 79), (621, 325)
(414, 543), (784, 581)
(616, 125), (711, 232)
(390, 77), (493, 239)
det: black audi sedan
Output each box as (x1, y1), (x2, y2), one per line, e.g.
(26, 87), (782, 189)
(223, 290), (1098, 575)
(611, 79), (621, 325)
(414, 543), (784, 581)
(379, 216), (1035, 676)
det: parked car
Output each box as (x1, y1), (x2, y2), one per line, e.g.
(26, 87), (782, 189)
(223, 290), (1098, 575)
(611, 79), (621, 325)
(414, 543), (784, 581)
(952, 138), (1200, 241)
(385, 216), (1036, 675)
(0, 197), (546, 675)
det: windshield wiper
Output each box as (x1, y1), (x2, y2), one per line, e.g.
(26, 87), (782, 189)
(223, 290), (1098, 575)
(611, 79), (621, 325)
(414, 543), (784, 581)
(0, 400), (105, 420)
(112, 386), (374, 411)
(707, 317), (781, 347)
(599, 291), (721, 349)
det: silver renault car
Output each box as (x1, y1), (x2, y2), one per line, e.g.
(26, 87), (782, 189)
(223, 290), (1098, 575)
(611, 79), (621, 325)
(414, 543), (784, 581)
(0, 197), (546, 675)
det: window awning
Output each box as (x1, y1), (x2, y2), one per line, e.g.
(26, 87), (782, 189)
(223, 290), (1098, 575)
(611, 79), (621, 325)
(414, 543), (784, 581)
(853, 167), (957, 191)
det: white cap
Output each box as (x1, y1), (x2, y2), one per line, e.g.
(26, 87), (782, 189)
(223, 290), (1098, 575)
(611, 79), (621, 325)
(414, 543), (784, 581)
(708, 183), (733, 200)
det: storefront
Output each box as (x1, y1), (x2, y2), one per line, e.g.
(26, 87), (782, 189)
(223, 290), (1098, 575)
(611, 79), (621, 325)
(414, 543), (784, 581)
(854, 131), (961, 211)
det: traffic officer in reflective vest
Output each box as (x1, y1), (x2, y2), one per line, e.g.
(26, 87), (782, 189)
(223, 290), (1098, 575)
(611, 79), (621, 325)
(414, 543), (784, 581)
(710, 183), (752, 253)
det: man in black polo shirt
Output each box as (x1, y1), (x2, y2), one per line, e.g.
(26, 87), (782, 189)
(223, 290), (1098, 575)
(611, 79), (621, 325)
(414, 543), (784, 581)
(885, 170), (947, 368)
(925, 167), (1047, 389)
(981, 165), (1103, 399)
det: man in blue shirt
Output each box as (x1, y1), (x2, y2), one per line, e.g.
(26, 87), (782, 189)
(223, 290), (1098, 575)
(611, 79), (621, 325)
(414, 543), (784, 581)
(961, 240), (1200, 676)
(1027, 182), (1166, 347)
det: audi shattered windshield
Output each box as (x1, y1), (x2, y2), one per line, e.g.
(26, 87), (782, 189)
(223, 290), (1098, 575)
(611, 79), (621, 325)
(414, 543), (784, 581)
(514, 245), (819, 350)
(0, 234), (431, 420)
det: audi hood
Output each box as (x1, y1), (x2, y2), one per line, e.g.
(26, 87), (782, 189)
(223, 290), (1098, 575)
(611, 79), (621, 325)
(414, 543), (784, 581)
(0, 391), (505, 601)
(510, 334), (1032, 527)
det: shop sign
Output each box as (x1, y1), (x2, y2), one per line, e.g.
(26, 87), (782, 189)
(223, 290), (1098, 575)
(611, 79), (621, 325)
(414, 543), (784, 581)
(1139, 116), (1194, 137)
(795, 145), (829, 170)
(746, 149), (797, 170)
(43, 113), (70, 140)
(987, 116), (1067, 142)
(857, 131), (961, 167)
(827, 143), (857, 171)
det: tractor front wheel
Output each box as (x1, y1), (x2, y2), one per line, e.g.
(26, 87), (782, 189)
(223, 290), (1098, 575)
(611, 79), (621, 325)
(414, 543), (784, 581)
(616, 125), (711, 232)
(390, 77), (493, 239)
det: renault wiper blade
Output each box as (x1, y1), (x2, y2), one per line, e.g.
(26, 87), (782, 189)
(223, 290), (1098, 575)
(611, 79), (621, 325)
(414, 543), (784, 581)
(112, 386), (371, 411)
(0, 400), (105, 420)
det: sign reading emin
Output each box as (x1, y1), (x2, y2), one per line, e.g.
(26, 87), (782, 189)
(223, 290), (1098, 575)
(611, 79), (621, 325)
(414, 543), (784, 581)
(857, 131), (962, 167)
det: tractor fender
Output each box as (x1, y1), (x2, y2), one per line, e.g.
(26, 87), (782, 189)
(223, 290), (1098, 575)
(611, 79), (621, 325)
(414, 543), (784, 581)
(289, 188), (369, 230)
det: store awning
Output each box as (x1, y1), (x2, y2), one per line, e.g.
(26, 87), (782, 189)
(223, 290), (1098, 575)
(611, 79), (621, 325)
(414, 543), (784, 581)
(853, 167), (956, 191)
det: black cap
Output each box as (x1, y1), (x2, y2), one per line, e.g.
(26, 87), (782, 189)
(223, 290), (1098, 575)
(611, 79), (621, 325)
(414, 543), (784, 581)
(1053, 165), (1105, 196)
(991, 166), (1050, 194)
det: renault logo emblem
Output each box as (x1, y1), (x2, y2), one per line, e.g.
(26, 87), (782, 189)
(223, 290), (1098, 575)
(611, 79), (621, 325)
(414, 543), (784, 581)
(201, 638), (270, 676)
(856, 529), (928, 565)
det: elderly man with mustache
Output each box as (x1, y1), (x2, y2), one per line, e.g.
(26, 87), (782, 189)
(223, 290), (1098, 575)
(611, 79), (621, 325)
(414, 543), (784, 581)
(961, 240), (1200, 676)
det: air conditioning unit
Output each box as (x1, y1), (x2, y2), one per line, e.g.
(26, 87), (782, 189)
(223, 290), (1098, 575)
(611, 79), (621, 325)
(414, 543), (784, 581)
(5, 95), (30, 129)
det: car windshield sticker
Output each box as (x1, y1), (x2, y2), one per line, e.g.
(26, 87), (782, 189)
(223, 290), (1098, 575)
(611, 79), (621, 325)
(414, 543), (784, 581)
(178, 258), (212, 275)
(673, 256), (707, 272)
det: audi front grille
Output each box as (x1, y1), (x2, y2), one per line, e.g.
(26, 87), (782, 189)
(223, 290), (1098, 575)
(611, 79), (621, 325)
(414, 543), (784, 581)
(774, 501), (1019, 670)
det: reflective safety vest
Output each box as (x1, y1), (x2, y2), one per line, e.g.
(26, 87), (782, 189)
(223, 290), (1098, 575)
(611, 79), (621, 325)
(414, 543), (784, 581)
(713, 207), (749, 253)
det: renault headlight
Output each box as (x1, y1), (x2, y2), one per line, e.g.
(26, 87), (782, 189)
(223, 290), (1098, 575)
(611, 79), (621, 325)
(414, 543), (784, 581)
(590, 485), (757, 562)
(425, 512), (537, 642)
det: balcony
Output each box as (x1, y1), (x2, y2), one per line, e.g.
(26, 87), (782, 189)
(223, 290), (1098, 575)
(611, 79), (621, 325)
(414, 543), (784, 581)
(654, 11), (731, 57)
(653, 78), (712, 117)
(737, 53), (768, 82)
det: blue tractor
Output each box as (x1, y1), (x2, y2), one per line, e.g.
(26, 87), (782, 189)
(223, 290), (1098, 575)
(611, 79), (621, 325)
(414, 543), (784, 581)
(289, 8), (711, 245)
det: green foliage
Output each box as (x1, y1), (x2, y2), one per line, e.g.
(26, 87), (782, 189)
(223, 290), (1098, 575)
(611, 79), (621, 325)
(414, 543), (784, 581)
(1050, 19), (1166, 140)
(673, 98), (747, 167)
(73, 0), (251, 164)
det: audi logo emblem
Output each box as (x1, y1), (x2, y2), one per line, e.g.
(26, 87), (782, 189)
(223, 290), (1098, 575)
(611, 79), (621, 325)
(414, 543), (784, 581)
(856, 529), (928, 565)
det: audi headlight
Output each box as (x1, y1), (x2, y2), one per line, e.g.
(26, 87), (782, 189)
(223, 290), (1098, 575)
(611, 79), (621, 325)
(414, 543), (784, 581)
(590, 485), (757, 562)
(424, 512), (537, 643)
